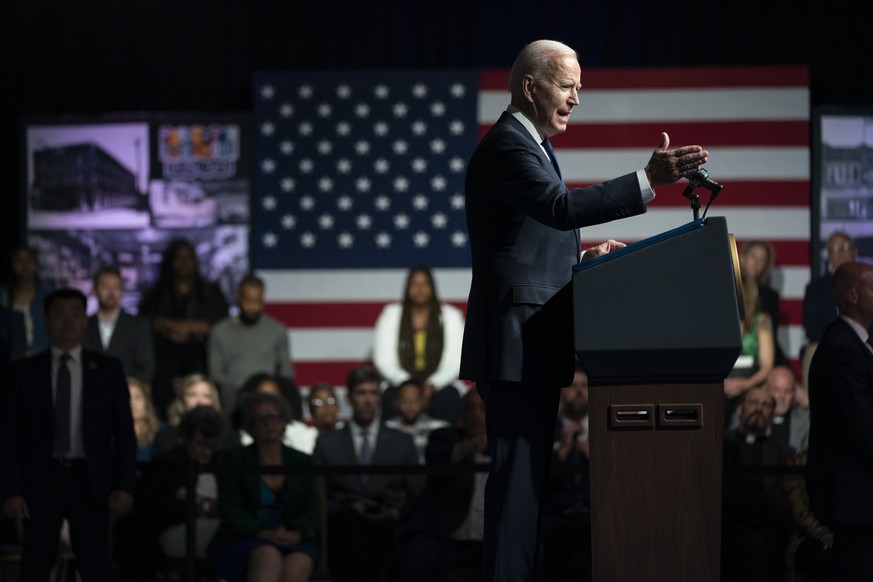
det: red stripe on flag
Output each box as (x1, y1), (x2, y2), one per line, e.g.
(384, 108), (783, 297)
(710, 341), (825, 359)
(779, 299), (802, 326)
(577, 239), (810, 267)
(265, 301), (470, 329)
(598, 181), (810, 207)
(266, 303), (386, 328)
(479, 66), (809, 91)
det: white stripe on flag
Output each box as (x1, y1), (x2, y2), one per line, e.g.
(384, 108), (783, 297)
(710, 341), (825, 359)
(478, 88), (810, 124)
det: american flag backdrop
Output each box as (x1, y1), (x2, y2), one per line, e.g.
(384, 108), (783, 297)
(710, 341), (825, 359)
(252, 66), (810, 390)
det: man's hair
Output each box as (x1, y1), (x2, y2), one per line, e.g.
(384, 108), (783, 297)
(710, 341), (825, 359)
(346, 364), (382, 393)
(179, 405), (226, 444)
(827, 230), (855, 248)
(396, 379), (424, 396)
(508, 39), (577, 95)
(238, 274), (265, 292)
(92, 266), (122, 289)
(44, 288), (87, 314)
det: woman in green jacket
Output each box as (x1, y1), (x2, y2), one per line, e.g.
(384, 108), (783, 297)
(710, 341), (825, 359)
(211, 392), (319, 582)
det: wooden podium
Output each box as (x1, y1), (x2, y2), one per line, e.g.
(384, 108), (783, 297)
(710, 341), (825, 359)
(572, 217), (742, 582)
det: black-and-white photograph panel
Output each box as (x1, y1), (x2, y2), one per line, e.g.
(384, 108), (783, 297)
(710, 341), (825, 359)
(26, 123), (151, 230)
(28, 225), (248, 314)
(817, 112), (873, 271)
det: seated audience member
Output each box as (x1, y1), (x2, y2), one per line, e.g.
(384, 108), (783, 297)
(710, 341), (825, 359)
(782, 451), (834, 582)
(211, 392), (319, 582)
(764, 366), (810, 455)
(400, 389), (488, 582)
(129, 377), (163, 462)
(115, 405), (227, 582)
(209, 275), (294, 417)
(0, 244), (51, 354)
(138, 238), (229, 418)
(307, 383), (344, 434)
(153, 373), (229, 456)
(724, 269), (776, 428)
(722, 387), (792, 582)
(806, 260), (873, 581)
(385, 379), (450, 462)
(373, 266), (465, 425)
(538, 364), (592, 581)
(237, 373), (317, 454)
(312, 365), (422, 582)
(739, 240), (788, 366)
(83, 266), (155, 384)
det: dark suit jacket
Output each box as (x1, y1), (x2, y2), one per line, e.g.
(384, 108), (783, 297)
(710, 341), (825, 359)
(83, 311), (154, 384)
(312, 423), (422, 516)
(802, 273), (837, 343)
(0, 349), (137, 508)
(807, 317), (873, 526)
(402, 427), (478, 539)
(460, 111), (647, 387)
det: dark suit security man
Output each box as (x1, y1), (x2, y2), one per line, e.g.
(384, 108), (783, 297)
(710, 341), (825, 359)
(807, 261), (873, 580)
(1, 288), (137, 582)
(460, 39), (709, 582)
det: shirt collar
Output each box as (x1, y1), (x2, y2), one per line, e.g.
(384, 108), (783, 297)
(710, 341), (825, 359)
(51, 345), (82, 363)
(507, 104), (546, 144)
(840, 315), (871, 345)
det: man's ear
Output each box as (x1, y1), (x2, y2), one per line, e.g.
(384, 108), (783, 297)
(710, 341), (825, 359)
(522, 74), (536, 103)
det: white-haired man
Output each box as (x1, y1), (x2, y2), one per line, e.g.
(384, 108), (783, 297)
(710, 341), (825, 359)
(460, 39), (709, 582)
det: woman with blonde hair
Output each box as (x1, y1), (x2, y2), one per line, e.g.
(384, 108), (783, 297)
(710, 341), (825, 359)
(128, 377), (162, 462)
(154, 373), (225, 455)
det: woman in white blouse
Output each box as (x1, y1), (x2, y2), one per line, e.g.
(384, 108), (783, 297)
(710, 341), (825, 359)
(373, 266), (465, 424)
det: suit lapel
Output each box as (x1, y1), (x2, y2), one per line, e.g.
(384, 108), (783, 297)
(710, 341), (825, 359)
(84, 318), (104, 352)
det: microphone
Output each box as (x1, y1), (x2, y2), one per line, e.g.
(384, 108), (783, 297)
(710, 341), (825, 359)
(687, 168), (723, 193)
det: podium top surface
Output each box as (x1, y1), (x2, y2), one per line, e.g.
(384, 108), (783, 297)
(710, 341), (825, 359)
(572, 218), (706, 273)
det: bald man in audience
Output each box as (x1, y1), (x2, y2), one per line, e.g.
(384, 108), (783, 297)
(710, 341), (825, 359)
(764, 366), (809, 454)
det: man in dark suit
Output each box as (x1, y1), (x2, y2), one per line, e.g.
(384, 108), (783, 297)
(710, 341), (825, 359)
(1, 288), (137, 582)
(83, 266), (154, 384)
(460, 39), (709, 582)
(312, 365), (422, 582)
(400, 389), (488, 582)
(807, 261), (873, 580)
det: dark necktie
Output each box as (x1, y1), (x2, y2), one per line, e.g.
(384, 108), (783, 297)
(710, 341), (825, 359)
(542, 139), (562, 180)
(53, 353), (72, 458)
(359, 429), (372, 465)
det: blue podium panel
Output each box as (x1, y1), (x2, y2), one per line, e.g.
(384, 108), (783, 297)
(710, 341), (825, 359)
(573, 216), (742, 380)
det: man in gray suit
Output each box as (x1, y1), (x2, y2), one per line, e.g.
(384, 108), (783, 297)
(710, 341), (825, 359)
(83, 267), (154, 385)
(461, 39), (709, 582)
(312, 365), (421, 582)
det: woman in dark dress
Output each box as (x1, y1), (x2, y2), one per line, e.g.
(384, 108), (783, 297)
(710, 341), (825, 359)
(210, 392), (319, 582)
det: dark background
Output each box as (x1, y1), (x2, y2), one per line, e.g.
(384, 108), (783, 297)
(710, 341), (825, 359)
(3, 0), (871, 264)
